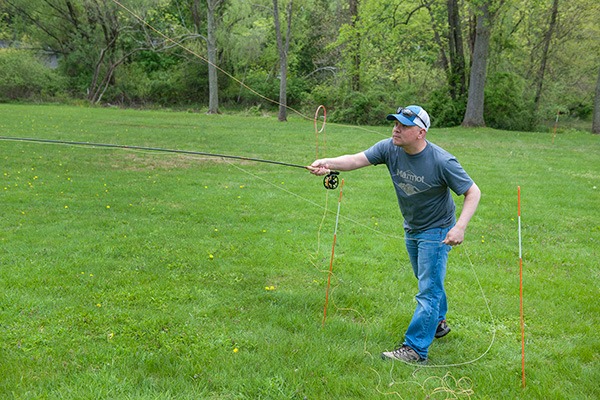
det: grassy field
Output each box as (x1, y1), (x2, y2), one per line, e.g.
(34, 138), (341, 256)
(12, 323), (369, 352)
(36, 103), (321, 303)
(1, 103), (598, 399)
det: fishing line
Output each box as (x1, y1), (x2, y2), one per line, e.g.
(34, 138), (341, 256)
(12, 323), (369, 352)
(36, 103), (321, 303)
(109, 0), (385, 137)
(371, 367), (475, 399)
(110, 0), (310, 120)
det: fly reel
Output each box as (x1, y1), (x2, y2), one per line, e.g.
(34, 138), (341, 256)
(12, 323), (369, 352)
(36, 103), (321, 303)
(323, 171), (340, 190)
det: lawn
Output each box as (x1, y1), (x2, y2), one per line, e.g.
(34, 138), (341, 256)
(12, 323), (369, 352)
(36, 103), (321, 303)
(1, 103), (599, 399)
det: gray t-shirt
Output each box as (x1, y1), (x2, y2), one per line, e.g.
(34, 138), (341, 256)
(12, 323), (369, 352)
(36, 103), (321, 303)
(364, 139), (473, 232)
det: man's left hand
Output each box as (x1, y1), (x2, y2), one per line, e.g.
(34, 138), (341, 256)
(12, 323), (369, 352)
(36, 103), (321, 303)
(443, 226), (465, 246)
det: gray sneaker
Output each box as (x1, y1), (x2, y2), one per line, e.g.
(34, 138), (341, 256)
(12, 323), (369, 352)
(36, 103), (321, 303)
(381, 345), (426, 363)
(435, 320), (451, 339)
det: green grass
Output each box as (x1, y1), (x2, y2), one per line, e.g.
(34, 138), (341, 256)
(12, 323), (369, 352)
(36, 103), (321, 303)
(1, 103), (599, 399)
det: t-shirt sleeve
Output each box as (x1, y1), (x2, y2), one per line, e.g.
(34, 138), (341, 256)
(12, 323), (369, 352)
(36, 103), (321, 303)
(443, 158), (474, 195)
(363, 139), (391, 166)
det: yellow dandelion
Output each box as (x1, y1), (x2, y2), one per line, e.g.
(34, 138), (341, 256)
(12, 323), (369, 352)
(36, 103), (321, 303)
(233, 348), (239, 353)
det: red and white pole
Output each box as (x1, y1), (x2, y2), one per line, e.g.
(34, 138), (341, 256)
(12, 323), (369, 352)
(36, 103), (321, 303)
(518, 186), (526, 388)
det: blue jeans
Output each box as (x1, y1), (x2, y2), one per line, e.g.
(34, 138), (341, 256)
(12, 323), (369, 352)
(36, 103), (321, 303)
(403, 227), (452, 359)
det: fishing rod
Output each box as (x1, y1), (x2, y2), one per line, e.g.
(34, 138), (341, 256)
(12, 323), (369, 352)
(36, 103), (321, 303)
(0, 135), (340, 189)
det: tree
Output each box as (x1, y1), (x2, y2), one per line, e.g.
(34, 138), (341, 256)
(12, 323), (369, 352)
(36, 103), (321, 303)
(447, 0), (466, 100)
(462, 1), (493, 127)
(348, 0), (360, 91)
(273, 0), (292, 121)
(4, 0), (150, 103)
(205, 0), (223, 114)
(533, 0), (559, 112)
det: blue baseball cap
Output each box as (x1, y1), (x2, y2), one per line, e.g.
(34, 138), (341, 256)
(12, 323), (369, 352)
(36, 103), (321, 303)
(386, 105), (431, 131)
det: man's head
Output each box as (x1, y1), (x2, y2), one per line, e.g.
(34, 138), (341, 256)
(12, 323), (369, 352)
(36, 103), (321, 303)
(386, 105), (431, 131)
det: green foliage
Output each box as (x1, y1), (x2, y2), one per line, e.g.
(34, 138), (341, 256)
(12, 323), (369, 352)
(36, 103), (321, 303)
(329, 91), (391, 126)
(568, 101), (593, 120)
(0, 49), (66, 100)
(484, 72), (536, 131)
(229, 69), (279, 106)
(425, 87), (466, 128)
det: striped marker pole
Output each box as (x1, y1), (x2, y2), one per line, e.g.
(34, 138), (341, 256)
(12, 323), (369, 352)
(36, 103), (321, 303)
(518, 186), (526, 388)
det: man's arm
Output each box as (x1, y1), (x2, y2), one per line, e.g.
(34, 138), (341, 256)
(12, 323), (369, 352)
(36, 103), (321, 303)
(308, 152), (371, 176)
(443, 183), (481, 245)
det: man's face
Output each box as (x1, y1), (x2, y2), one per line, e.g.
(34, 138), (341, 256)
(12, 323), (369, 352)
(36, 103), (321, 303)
(391, 121), (424, 147)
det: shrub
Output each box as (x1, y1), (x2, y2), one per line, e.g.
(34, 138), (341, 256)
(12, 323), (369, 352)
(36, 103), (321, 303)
(0, 49), (66, 101)
(425, 87), (466, 128)
(484, 72), (535, 131)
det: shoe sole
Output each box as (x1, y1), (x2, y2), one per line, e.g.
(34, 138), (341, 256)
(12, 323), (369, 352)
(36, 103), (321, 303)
(381, 353), (428, 364)
(380, 352), (427, 364)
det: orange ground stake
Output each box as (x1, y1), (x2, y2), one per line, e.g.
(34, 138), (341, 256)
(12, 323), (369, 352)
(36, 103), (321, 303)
(552, 110), (559, 144)
(322, 179), (344, 327)
(518, 186), (526, 388)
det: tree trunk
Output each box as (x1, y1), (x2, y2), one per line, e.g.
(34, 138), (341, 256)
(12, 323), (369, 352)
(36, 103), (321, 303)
(206, 0), (220, 114)
(273, 0), (293, 122)
(447, 0), (466, 100)
(462, 2), (491, 127)
(593, 65), (600, 134)
(533, 0), (559, 112)
(349, 0), (360, 92)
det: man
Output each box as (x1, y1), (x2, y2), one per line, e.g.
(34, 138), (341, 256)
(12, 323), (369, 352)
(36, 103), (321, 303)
(308, 105), (481, 363)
